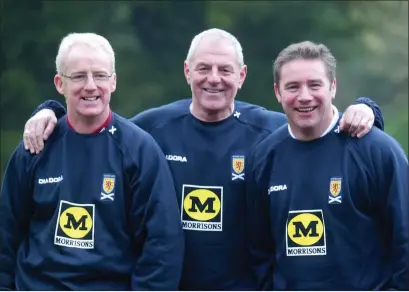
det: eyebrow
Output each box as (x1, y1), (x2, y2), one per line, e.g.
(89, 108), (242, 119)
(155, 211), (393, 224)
(284, 79), (323, 87)
(195, 62), (233, 68)
(70, 70), (108, 74)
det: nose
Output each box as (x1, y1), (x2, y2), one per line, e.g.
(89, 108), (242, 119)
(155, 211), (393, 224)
(84, 73), (97, 90)
(207, 66), (221, 84)
(298, 85), (313, 102)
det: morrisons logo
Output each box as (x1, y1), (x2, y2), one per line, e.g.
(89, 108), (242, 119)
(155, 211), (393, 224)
(54, 200), (95, 249)
(181, 184), (223, 231)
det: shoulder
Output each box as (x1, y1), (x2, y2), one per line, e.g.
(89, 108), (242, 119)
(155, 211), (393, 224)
(111, 113), (165, 161)
(129, 99), (191, 132)
(248, 124), (290, 170)
(348, 127), (407, 163)
(235, 100), (287, 133)
(112, 113), (155, 143)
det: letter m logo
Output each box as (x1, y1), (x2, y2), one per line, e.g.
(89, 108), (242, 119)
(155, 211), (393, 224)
(189, 197), (216, 213)
(64, 213), (88, 230)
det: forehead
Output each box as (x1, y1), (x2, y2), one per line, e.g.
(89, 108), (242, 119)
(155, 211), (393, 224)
(64, 45), (111, 73)
(280, 59), (328, 83)
(190, 37), (239, 66)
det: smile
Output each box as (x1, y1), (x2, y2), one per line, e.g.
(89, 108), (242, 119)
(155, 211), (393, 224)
(203, 88), (224, 93)
(295, 106), (317, 113)
(81, 96), (100, 101)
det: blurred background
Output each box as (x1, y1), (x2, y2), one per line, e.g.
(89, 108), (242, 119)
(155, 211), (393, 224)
(1, 1), (408, 179)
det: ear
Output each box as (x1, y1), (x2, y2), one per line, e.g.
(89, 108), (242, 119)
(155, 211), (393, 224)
(184, 61), (190, 85)
(274, 83), (282, 103)
(54, 74), (64, 95)
(331, 78), (337, 100)
(110, 73), (117, 93)
(237, 65), (247, 90)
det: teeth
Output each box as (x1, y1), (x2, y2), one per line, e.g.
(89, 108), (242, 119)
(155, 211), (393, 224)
(83, 97), (98, 101)
(297, 107), (315, 112)
(205, 89), (222, 93)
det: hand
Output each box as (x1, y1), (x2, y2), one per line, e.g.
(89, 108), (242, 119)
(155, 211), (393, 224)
(339, 104), (374, 138)
(23, 109), (57, 154)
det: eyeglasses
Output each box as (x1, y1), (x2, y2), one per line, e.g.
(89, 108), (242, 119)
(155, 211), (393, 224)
(61, 72), (113, 83)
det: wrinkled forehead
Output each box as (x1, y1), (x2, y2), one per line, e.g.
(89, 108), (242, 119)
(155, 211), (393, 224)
(190, 37), (240, 67)
(63, 44), (112, 74)
(280, 59), (329, 84)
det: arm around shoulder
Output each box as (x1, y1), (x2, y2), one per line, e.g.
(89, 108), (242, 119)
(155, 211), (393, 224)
(124, 131), (184, 290)
(355, 97), (384, 131)
(31, 99), (66, 119)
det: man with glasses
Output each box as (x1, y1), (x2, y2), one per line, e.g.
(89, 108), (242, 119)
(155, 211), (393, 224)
(0, 32), (184, 290)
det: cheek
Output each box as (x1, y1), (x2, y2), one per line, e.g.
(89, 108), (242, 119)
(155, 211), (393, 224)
(281, 94), (298, 108)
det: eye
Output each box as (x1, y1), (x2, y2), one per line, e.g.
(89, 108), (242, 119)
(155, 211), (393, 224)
(310, 84), (321, 89)
(71, 74), (86, 82)
(94, 73), (109, 80)
(287, 85), (298, 91)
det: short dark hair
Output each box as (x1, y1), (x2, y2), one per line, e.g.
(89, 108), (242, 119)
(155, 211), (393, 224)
(273, 41), (336, 86)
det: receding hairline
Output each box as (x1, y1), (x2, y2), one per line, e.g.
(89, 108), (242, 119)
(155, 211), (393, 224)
(55, 33), (116, 75)
(187, 36), (240, 65)
(185, 28), (244, 66)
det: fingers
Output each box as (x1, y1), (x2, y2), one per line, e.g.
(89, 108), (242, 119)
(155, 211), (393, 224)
(339, 111), (356, 133)
(355, 118), (373, 138)
(23, 118), (47, 154)
(347, 113), (363, 137)
(44, 118), (57, 140)
(23, 125), (35, 153)
(34, 120), (46, 153)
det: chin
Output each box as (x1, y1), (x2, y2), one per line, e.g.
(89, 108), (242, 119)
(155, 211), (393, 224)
(202, 100), (228, 112)
(78, 108), (106, 118)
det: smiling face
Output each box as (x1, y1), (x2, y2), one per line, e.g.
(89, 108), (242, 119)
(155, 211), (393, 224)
(54, 44), (117, 122)
(184, 36), (247, 121)
(274, 58), (336, 139)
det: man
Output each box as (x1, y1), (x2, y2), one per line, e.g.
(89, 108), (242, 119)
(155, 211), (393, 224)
(21, 29), (384, 290)
(246, 41), (408, 290)
(0, 33), (184, 290)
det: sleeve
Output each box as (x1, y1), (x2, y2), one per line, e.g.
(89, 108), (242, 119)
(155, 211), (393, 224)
(30, 99), (66, 119)
(373, 138), (409, 290)
(125, 134), (184, 290)
(0, 143), (33, 290)
(128, 112), (153, 133)
(354, 96), (384, 131)
(245, 147), (275, 290)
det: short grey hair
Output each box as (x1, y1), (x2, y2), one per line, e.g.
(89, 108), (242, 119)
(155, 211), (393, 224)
(273, 41), (337, 86)
(55, 32), (115, 74)
(186, 28), (244, 66)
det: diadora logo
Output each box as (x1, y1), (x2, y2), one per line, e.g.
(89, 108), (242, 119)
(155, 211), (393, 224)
(286, 209), (326, 256)
(165, 154), (187, 162)
(54, 200), (95, 249)
(181, 184), (223, 231)
(101, 174), (115, 201)
(268, 184), (287, 194)
(231, 155), (245, 181)
(38, 175), (63, 184)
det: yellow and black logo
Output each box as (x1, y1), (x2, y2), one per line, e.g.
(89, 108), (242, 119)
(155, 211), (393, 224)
(286, 209), (326, 256)
(54, 200), (95, 249)
(181, 184), (223, 231)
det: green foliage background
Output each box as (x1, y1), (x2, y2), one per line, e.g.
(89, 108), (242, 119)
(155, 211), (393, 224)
(1, 1), (408, 180)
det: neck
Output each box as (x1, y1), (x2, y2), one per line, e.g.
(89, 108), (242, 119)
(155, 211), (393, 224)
(289, 105), (336, 141)
(190, 100), (234, 122)
(67, 107), (111, 134)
